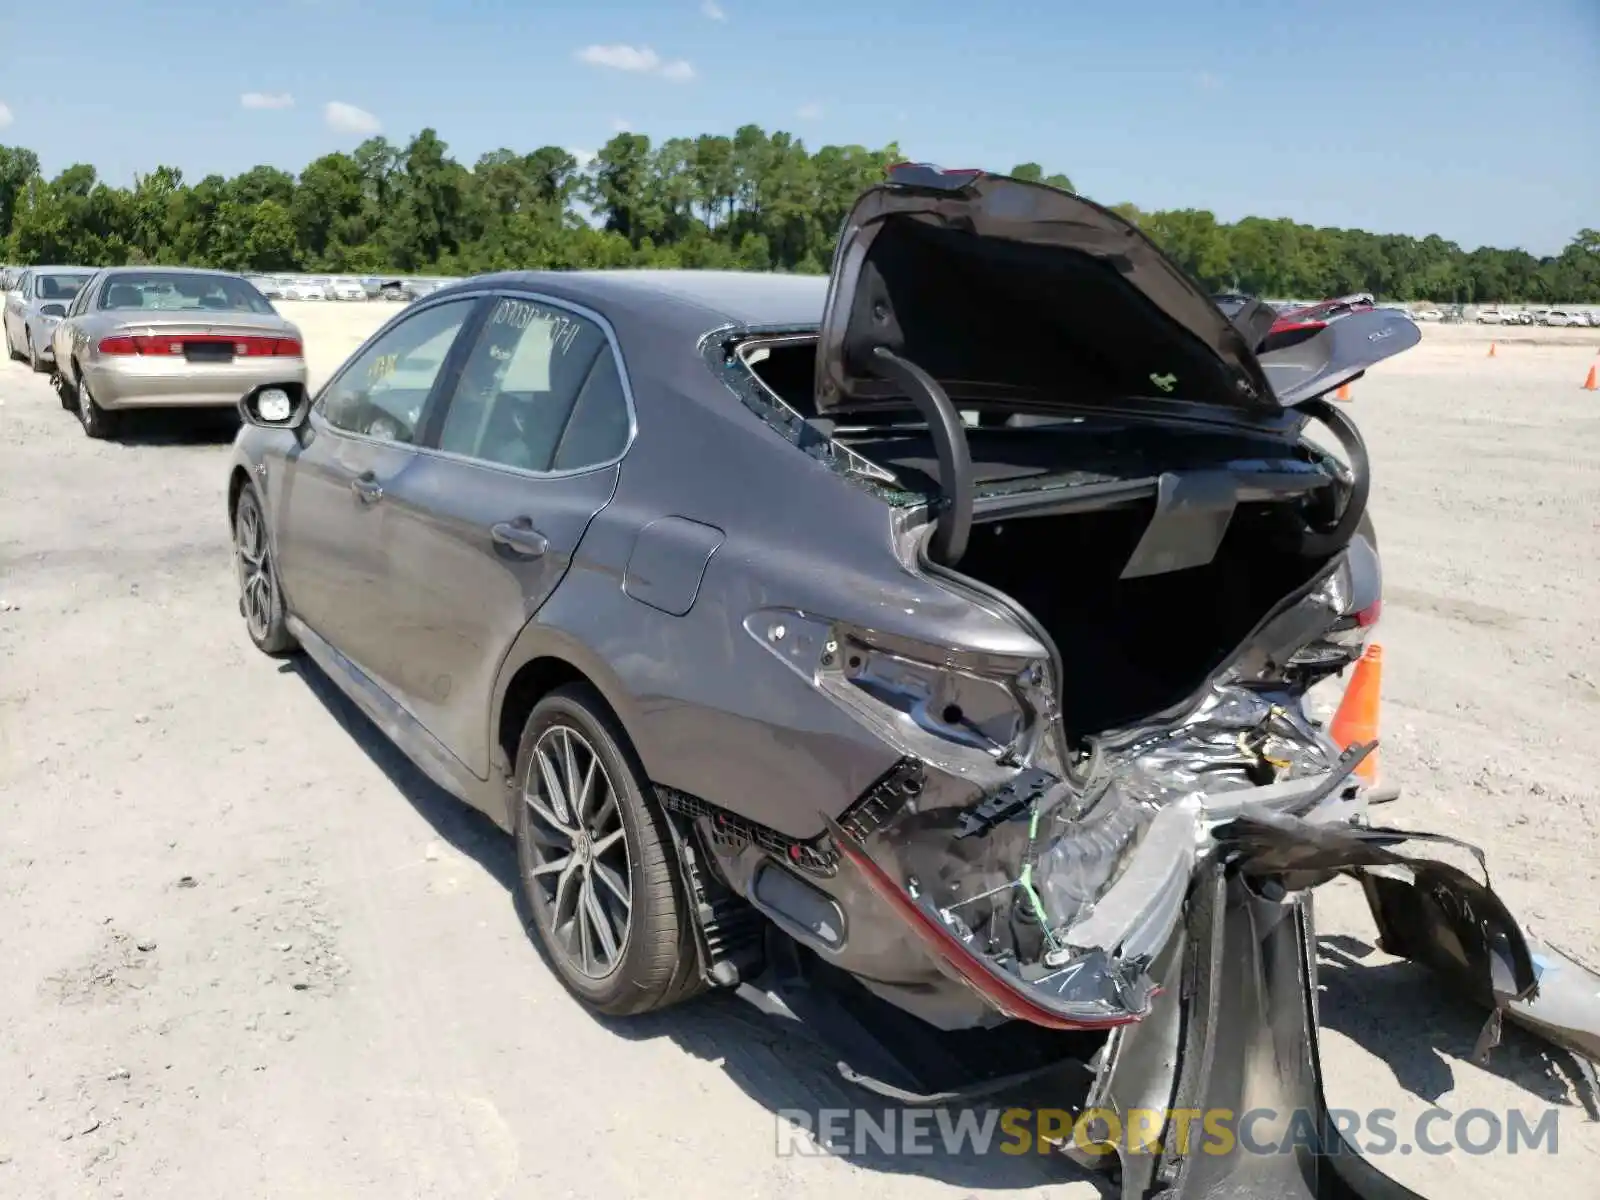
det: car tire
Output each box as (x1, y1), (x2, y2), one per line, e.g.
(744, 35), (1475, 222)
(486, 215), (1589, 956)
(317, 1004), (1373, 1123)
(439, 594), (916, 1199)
(76, 376), (118, 440)
(513, 683), (702, 1017)
(27, 333), (49, 374)
(4, 323), (21, 362)
(233, 484), (297, 656)
(56, 374), (74, 410)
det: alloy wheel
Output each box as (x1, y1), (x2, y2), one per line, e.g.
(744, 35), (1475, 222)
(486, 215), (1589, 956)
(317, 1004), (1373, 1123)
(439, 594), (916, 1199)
(235, 499), (276, 642)
(523, 724), (632, 978)
(77, 379), (97, 433)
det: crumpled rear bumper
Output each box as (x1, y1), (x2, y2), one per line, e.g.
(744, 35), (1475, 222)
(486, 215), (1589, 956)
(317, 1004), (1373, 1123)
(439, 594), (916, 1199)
(1057, 813), (1600, 1199)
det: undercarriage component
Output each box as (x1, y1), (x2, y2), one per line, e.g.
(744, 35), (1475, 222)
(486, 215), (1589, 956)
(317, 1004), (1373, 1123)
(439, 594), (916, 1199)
(736, 927), (1100, 1106)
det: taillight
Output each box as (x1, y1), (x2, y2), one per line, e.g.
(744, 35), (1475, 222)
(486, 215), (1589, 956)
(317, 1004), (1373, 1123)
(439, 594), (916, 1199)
(97, 334), (300, 356)
(237, 336), (302, 357)
(1325, 597), (1381, 649)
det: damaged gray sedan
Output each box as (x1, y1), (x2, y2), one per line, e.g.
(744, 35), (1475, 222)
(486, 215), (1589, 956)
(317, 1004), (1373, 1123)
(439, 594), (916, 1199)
(228, 166), (1597, 1198)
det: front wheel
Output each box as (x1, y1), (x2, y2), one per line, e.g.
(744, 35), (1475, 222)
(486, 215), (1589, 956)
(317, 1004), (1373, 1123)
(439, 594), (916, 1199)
(233, 485), (297, 655)
(513, 684), (702, 1016)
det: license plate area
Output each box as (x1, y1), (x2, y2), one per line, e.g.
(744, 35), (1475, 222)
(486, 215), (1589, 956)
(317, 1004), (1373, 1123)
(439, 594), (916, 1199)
(183, 340), (236, 363)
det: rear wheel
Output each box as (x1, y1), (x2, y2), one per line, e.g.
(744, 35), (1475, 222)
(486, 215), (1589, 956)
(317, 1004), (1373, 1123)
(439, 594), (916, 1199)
(26, 332), (49, 373)
(233, 485), (297, 656)
(76, 376), (118, 439)
(513, 684), (701, 1016)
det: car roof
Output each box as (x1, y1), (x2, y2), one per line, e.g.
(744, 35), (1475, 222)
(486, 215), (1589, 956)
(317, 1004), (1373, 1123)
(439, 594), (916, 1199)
(438, 269), (830, 332)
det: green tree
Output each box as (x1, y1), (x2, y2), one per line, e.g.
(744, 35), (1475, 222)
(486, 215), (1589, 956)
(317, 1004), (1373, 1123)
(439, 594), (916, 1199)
(2, 129), (1595, 305)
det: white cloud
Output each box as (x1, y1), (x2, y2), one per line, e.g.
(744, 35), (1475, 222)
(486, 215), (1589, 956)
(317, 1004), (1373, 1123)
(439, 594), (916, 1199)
(324, 101), (381, 135)
(0, 102), (13, 129)
(567, 148), (596, 168)
(576, 44), (661, 72)
(796, 102), (823, 120)
(241, 91), (294, 110)
(1196, 71), (1223, 90)
(610, 116), (632, 132)
(575, 43), (696, 82)
(700, 0), (726, 19)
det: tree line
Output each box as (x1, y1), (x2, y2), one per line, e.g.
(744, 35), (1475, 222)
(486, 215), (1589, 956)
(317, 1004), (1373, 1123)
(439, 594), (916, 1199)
(2, 127), (1596, 303)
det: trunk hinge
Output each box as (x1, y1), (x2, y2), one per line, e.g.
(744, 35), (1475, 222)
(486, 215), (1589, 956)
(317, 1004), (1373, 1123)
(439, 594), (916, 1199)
(868, 346), (974, 566)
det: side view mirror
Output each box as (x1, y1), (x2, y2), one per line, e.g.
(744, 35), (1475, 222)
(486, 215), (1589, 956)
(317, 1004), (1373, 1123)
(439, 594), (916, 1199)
(39, 303), (67, 317)
(239, 381), (310, 429)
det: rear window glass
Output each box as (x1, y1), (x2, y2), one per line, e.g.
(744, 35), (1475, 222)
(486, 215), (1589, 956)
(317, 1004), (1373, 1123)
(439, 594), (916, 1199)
(98, 273), (275, 314)
(36, 274), (92, 301)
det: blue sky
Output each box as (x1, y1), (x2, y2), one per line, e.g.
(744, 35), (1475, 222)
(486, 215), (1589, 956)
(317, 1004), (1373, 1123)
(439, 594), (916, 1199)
(1, 0), (1595, 255)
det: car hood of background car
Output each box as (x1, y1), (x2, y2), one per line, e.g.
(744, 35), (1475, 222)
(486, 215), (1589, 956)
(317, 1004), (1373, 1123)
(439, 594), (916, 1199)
(812, 170), (1415, 420)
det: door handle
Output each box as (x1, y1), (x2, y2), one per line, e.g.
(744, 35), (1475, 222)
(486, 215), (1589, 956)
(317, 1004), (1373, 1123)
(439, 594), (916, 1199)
(351, 472), (383, 504)
(491, 520), (548, 558)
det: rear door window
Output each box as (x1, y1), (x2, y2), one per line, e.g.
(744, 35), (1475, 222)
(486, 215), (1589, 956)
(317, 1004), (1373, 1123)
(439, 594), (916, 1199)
(434, 296), (629, 473)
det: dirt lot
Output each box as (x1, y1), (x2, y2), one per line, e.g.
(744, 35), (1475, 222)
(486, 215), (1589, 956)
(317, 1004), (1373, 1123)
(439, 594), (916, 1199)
(1, 303), (1597, 1198)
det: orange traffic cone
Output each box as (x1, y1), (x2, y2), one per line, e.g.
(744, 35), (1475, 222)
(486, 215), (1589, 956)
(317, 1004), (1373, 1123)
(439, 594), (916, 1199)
(1487, 342), (1497, 358)
(1329, 643), (1396, 800)
(1584, 364), (1597, 391)
(1335, 383), (1352, 402)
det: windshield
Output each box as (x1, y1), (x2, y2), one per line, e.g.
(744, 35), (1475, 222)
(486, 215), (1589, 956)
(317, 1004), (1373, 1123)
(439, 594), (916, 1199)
(97, 272), (275, 314)
(36, 273), (93, 302)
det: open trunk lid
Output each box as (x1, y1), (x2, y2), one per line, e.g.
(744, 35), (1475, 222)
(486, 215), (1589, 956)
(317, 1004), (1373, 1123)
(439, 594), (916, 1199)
(814, 166), (1417, 420)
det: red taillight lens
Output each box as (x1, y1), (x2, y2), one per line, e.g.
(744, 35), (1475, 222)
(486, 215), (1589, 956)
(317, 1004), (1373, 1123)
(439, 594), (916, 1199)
(98, 334), (300, 357)
(1326, 598), (1382, 649)
(234, 336), (302, 356)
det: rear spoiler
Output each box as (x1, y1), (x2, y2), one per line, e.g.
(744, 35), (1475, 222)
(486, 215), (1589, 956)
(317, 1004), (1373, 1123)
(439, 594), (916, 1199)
(1258, 309), (1421, 408)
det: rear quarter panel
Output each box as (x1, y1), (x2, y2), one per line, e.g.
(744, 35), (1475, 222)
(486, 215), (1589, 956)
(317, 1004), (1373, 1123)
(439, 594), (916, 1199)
(504, 333), (1047, 841)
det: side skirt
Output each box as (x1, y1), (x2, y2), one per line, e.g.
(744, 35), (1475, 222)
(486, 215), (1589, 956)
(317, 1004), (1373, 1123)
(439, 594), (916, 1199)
(285, 615), (510, 831)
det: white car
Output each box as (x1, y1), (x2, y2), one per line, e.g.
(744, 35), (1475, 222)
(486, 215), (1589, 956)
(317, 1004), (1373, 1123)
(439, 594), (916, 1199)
(1411, 308), (1443, 321)
(328, 277), (368, 302)
(279, 278), (327, 301)
(1539, 309), (1577, 327)
(1475, 307), (1508, 324)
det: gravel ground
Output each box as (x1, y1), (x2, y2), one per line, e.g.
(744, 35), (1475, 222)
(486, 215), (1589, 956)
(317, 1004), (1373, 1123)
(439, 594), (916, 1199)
(1, 305), (1596, 1198)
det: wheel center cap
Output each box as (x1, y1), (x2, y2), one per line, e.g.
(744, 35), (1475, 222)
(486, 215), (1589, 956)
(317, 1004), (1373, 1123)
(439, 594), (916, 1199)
(573, 828), (592, 861)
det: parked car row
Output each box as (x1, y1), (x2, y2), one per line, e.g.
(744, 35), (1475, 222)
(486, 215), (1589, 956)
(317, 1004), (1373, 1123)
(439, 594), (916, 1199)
(240, 273), (459, 303)
(8, 264), (306, 438)
(1233, 291), (1597, 328)
(1474, 306), (1595, 326)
